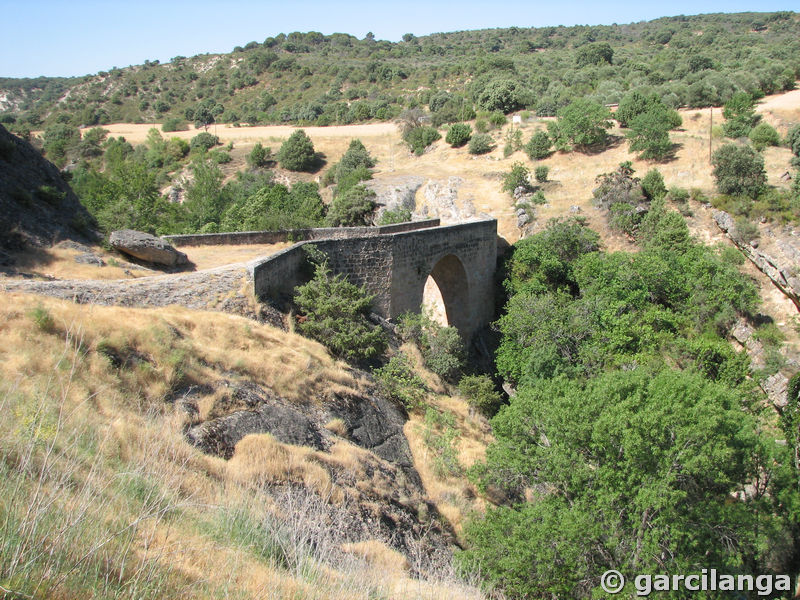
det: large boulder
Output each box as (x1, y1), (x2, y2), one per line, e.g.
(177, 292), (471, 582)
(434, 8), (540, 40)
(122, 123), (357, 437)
(109, 229), (188, 266)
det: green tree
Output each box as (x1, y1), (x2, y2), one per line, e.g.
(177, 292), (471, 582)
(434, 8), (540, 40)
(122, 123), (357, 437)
(42, 123), (81, 167)
(501, 162), (531, 195)
(524, 130), (552, 159)
(557, 98), (612, 150)
(183, 160), (230, 230)
(722, 92), (760, 138)
(403, 126), (441, 155)
(247, 142), (270, 168)
(641, 168), (667, 201)
(325, 184), (376, 226)
(475, 79), (520, 113)
(575, 42), (613, 67)
(534, 165), (549, 183)
(458, 374), (503, 416)
(294, 259), (386, 361)
(468, 133), (493, 155)
(461, 368), (771, 599)
(711, 143), (766, 198)
(445, 123), (472, 147)
(748, 122), (780, 150)
(277, 129), (316, 171)
(626, 107), (675, 160)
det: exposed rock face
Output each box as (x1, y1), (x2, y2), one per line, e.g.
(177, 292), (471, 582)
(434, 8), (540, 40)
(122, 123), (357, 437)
(181, 380), (451, 566)
(364, 175), (424, 221)
(0, 124), (97, 250)
(109, 229), (188, 266)
(712, 210), (800, 309)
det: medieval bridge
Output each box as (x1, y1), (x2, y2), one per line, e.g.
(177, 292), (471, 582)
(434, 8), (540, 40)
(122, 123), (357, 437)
(250, 218), (497, 338)
(167, 218), (498, 338)
(3, 218), (498, 339)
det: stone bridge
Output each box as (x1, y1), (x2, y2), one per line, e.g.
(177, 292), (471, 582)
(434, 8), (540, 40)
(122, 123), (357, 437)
(241, 218), (498, 339)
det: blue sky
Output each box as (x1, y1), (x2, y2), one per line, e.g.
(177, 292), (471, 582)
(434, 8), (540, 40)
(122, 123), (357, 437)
(0, 0), (796, 78)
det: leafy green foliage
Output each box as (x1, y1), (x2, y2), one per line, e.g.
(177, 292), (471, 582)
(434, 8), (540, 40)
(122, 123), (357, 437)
(325, 184), (376, 226)
(575, 42), (613, 67)
(403, 126), (441, 155)
(377, 207), (412, 225)
(474, 79), (520, 113)
(423, 407), (462, 476)
(501, 162), (530, 195)
(42, 123), (81, 167)
(711, 143), (767, 198)
(189, 132), (219, 152)
(524, 130), (552, 159)
(556, 98), (612, 150)
(534, 165), (549, 183)
(467, 133), (493, 155)
(397, 311), (466, 383)
(458, 374), (503, 416)
(277, 129), (316, 171)
(246, 142), (271, 168)
(161, 117), (188, 132)
(294, 260), (386, 362)
(641, 168), (667, 201)
(460, 368), (769, 599)
(626, 106), (676, 160)
(722, 92), (760, 139)
(374, 354), (428, 409)
(748, 122), (780, 150)
(445, 123), (472, 147)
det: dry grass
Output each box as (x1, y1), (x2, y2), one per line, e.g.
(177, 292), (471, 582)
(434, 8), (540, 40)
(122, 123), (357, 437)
(0, 291), (486, 599)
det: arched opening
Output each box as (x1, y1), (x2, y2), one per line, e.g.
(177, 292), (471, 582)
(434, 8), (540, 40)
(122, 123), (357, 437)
(421, 254), (470, 335)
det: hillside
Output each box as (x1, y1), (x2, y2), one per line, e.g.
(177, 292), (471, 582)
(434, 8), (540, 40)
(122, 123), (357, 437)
(2, 10), (800, 600)
(1, 11), (798, 133)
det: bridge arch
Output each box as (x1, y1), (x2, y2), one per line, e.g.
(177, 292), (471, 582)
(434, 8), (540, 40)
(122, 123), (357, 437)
(422, 254), (470, 335)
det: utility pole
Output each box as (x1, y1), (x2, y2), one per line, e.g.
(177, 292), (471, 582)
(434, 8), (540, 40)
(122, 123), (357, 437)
(709, 106), (713, 164)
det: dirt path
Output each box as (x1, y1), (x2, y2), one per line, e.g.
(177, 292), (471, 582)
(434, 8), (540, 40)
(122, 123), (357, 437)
(87, 122), (398, 144)
(0, 263), (257, 316)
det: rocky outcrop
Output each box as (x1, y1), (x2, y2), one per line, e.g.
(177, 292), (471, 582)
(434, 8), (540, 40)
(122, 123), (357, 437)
(712, 210), (800, 309)
(179, 379), (451, 566)
(0, 124), (97, 250)
(416, 176), (476, 222)
(110, 229), (189, 266)
(364, 175), (424, 221)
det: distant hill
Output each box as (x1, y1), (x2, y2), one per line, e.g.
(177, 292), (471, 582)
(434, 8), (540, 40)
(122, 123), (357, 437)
(0, 124), (96, 250)
(0, 11), (798, 133)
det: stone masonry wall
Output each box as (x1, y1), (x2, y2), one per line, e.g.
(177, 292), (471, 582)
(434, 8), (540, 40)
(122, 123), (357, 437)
(164, 220), (440, 247)
(248, 218), (497, 338)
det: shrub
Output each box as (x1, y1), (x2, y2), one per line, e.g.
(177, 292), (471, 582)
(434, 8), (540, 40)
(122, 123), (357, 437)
(378, 207), (412, 225)
(732, 216), (760, 245)
(556, 98), (612, 150)
(247, 142), (271, 168)
(534, 165), (549, 183)
(748, 123), (780, 150)
(161, 117), (188, 132)
(474, 118), (488, 133)
(29, 304), (55, 333)
(722, 92), (759, 138)
(468, 133), (493, 155)
(397, 311), (465, 382)
(502, 162), (531, 195)
(488, 111), (507, 127)
(787, 124), (800, 157)
(458, 374), (503, 416)
(446, 123), (472, 147)
(374, 354), (428, 409)
(525, 130), (551, 159)
(641, 169), (667, 201)
(423, 326), (466, 382)
(189, 132), (219, 152)
(277, 129), (316, 171)
(711, 144), (766, 198)
(326, 184), (376, 226)
(209, 149), (231, 164)
(404, 126), (441, 155)
(293, 259), (386, 362)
